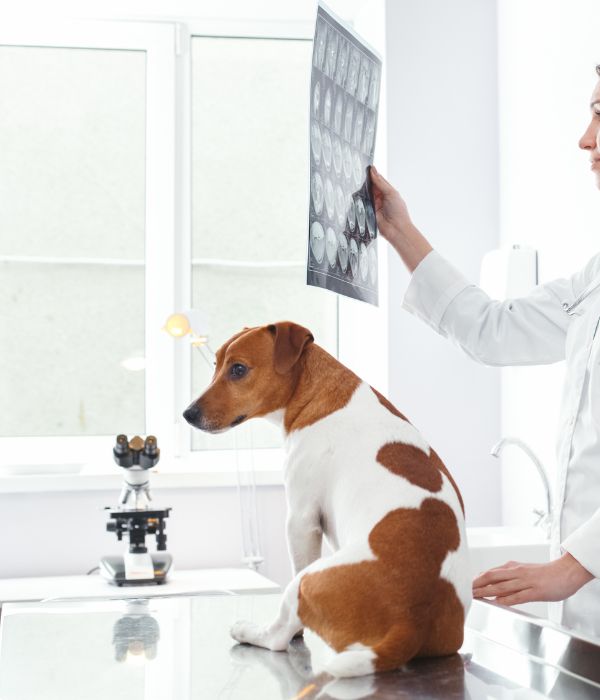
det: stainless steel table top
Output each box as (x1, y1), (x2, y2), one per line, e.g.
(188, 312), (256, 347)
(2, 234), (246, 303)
(1, 592), (599, 699)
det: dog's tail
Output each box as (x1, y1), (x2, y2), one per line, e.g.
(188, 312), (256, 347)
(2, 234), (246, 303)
(324, 624), (423, 678)
(324, 647), (377, 678)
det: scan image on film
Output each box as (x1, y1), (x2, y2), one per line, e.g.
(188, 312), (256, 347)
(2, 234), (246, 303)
(307, 2), (382, 306)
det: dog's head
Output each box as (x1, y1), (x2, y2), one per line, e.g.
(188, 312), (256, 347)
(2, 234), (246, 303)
(183, 321), (314, 433)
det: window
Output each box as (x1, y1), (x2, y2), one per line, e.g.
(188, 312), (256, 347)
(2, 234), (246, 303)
(189, 36), (337, 452)
(0, 21), (340, 476)
(0, 22), (176, 471)
(0, 44), (146, 438)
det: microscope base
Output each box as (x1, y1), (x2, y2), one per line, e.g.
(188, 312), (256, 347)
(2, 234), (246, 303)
(100, 553), (173, 586)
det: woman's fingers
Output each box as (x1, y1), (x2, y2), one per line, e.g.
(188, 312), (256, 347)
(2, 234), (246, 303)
(473, 578), (523, 598)
(369, 165), (396, 194)
(495, 589), (535, 606)
(472, 561), (544, 605)
(473, 566), (521, 589)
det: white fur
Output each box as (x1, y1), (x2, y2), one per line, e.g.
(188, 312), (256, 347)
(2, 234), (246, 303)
(261, 408), (285, 426)
(324, 648), (376, 678)
(231, 381), (472, 675)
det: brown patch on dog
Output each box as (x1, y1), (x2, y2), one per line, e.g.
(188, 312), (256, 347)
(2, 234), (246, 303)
(375, 442), (465, 514)
(189, 323), (317, 432)
(371, 386), (409, 422)
(213, 327), (257, 369)
(297, 498), (464, 671)
(417, 579), (465, 657)
(268, 322), (314, 375)
(377, 442), (443, 492)
(371, 388), (464, 514)
(187, 322), (362, 435)
(283, 344), (361, 433)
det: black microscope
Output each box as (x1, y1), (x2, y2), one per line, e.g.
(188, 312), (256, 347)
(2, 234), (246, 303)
(100, 434), (172, 586)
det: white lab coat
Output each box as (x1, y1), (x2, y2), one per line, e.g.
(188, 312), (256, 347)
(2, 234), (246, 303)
(402, 249), (600, 637)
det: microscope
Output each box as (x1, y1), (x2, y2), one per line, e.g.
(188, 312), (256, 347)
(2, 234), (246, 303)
(100, 434), (172, 586)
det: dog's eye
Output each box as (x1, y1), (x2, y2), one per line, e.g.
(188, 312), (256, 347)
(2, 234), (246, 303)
(230, 363), (248, 379)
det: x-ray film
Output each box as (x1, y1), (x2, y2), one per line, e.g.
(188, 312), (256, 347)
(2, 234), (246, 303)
(307, 3), (381, 305)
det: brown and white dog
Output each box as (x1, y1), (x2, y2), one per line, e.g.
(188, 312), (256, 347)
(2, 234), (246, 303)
(183, 322), (471, 678)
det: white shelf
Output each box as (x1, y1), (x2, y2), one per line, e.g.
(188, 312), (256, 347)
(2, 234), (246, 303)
(0, 568), (280, 606)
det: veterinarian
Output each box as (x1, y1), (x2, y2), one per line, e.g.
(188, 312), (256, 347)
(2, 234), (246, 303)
(369, 65), (600, 637)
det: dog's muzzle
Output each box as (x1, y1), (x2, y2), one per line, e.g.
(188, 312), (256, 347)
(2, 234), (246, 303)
(183, 403), (202, 427)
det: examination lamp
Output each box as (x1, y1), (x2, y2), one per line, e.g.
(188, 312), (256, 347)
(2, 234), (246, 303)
(163, 311), (215, 364)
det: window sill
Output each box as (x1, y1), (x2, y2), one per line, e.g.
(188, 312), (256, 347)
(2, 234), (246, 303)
(0, 451), (285, 494)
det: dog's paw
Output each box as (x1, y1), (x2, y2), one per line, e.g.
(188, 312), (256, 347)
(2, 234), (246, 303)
(230, 619), (291, 651)
(230, 619), (261, 645)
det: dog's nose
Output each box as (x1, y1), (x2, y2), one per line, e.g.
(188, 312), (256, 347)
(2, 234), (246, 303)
(183, 404), (202, 426)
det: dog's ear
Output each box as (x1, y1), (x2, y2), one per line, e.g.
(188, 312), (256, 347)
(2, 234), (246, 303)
(267, 322), (314, 375)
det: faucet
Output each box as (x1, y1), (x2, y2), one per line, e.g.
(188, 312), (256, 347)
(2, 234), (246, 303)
(490, 437), (553, 537)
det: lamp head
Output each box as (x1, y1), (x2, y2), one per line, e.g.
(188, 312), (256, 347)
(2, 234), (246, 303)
(164, 313), (191, 338)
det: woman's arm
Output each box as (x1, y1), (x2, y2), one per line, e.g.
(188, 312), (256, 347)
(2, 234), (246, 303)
(370, 166), (573, 366)
(370, 165), (432, 272)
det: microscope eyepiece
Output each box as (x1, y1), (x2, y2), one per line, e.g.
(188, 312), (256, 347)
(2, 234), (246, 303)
(113, 434), (160, 470)
(144, 436), (158, 457)
(113, 434), (134, 467)
(114, 434), (129, 455)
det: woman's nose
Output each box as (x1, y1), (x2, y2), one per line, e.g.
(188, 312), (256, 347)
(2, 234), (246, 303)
(579, 120), (596, 150)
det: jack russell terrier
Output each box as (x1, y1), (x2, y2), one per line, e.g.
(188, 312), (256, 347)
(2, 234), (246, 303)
(183, 321), (471, 678)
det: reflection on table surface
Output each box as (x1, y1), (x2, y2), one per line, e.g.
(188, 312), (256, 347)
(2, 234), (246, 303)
(1, 592), (600, 699)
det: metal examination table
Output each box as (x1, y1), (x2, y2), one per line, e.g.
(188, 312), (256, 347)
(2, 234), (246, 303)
(0, 592), (599, 699)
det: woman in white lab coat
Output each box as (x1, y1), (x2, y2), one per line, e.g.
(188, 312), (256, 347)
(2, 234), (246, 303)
(370, 67), (600, 637)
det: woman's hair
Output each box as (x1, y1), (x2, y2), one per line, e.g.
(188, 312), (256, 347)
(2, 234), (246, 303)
(597, 64), (600, 77)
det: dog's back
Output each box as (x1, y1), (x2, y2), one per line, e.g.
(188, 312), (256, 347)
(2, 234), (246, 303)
(285, 369), (470, 675)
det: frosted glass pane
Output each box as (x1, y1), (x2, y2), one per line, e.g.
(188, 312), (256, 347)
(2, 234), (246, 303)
(0, 46), (145, 258)
(191, 37), (338, 451)
(0, 46), (146, 437)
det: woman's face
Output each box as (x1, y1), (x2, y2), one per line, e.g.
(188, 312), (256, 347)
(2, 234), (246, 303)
(579, 79), (600, 189)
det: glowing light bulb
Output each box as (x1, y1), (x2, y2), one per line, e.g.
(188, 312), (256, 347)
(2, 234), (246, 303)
(164, 313), (191, 338)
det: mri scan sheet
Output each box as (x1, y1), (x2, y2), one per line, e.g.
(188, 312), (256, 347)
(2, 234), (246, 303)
(307, 2), (382, 305)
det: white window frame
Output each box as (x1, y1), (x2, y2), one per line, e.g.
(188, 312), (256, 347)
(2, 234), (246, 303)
(0, 14), (388, 492)
(0, 20), (177, 482)
(172, 20), (318, 480)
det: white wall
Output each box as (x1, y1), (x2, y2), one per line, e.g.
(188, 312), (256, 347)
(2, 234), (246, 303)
(0, 486), (293, 585)
(385, 0), (502, 526)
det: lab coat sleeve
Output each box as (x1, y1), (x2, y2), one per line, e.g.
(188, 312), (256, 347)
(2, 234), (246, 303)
(562, 514), (600, 579)
(402, 250), (573, 366)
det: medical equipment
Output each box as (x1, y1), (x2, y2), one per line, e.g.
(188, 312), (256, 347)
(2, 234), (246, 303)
(100, 434), (172, 586)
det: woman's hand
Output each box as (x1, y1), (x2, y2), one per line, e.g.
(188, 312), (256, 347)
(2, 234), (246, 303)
(369, 165), (432, 272)
(369, 165), (412, 245)
(472, 553), (594, 605)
